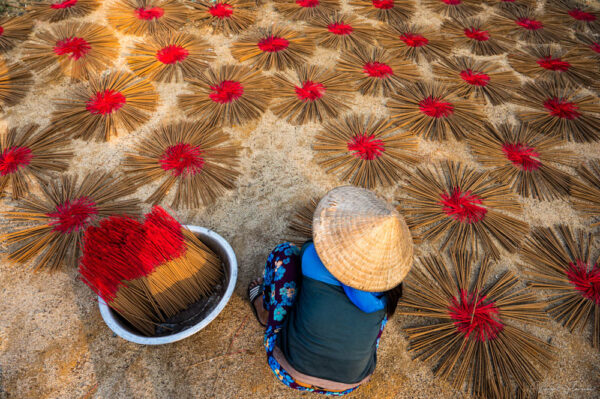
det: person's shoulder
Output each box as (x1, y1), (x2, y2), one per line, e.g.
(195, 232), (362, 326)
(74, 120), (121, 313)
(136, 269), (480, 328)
(301, 242), (341, 286)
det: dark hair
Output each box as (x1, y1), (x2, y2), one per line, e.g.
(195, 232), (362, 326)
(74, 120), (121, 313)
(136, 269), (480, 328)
(385, 283), (403, 317)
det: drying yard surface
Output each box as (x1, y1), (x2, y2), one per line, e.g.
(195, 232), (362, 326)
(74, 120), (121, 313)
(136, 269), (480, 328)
(1, 0), (600, 398)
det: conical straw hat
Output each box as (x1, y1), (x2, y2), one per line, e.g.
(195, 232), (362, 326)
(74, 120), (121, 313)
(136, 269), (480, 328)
(313, 186), (413, 292)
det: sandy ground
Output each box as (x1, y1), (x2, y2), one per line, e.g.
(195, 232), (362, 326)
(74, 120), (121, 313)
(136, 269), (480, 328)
(1, 0), (600, 398)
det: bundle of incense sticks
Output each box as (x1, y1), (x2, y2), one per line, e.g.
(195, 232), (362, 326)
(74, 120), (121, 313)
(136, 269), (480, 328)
(79, 206), (222, 336)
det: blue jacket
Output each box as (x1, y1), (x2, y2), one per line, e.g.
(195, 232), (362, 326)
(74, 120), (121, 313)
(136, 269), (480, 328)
(301, 242), (386, 313)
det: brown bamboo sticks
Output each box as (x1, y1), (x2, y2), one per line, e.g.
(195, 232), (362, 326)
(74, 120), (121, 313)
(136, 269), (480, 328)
(313, 114), (419, 189)
(123, 120), (241, 209)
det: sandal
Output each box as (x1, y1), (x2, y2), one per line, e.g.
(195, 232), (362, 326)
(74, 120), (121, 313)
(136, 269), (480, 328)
(248, 278), (266, 327)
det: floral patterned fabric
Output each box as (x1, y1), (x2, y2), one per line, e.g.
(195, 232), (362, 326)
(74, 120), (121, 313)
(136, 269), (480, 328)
(261, 242), (387, 396)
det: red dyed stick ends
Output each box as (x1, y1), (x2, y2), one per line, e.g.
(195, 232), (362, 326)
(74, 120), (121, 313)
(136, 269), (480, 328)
(79, 206), (223, 336)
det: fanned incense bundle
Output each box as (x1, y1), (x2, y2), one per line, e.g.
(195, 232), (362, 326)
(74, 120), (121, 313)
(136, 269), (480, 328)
(273, 0), (340, 21)
(495, 7), (566, 44)
(107, 0), (189, 36)
(270, 66), (353, 125)
(399, 161), (528, 258)
(546, 0), (599, 33)
(571, 160), (600, 227)
(336, 46), (419, 97)
(231, 25), (315, 71)
(508, 45), (595, 88)
(177, 65), (272, 127)
(21, 22), (119, 81)
(442, 18), (516, 56)
(0, 124), (73, 200)
(521, 226), (600, 348)
(50, 71), (158, 141)
(123, 121), (241, 209)
(0, 16), (33, 53)
(400, 251), (554, 397)
(79, 206), (223, 336)
(485, 0), (536, 10)
(467, 122), (574, 200)
(387, 82), (486, 141)
(189, 0), (256, 35)
(313, 114), (419, 189)
(305, 12), (376, 52)
(514, 82), (600, 143)
(126, 32), (214, 83)
(348, 0), (413, 25)
(286, 197), (319, 246)
(433, 57), (517, 106)
(0, 60), (33, 113)
(378, 24), (452, 63)
(422, 0), (482, 19)
(0, 173), (139, 271)
(29, 0), (100, 23)
(573, 32), (600, 61)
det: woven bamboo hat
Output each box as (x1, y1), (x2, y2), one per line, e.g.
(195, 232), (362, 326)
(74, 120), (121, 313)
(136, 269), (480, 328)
(312, 186), (413, 292)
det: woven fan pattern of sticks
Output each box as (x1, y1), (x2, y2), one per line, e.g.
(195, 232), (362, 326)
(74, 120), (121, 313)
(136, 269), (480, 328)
(399, 161), (528, 259)
(273, 0), (340, 21)
(400, 251), (554, 398)
(126, 32), (215, 82)
(467, 122), (575, 200)
(0, 0), (599, 390)
(21, 21), (119, 81)
(123, 121), (241, 209)
(0, 173), (140, 270)
(314, 114), (419, 189)
(190, 0), (256, 35)
(521, 226), (600, 348)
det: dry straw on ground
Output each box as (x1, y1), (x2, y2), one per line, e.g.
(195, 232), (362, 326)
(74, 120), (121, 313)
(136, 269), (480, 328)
(51, 70), (158, 141)
(432, 56), (518, 106)
(400, 251), (554, 398)
(0, 172), (140, 271)
(177, 64), (272, 127)
(313, 114), (419, 189)
(123, 120), (241, 209)
(521, 225), (600, 349)
(270, 65), (353, 125)
(0, 124), (73, 200)
(387, 81), (486, 141)
(190, 0), (256, 36)
(399, 161), (529, 258)
(336, 45), (420, 97)
(21, 22), (119, 81)
(126, 32), (215, 83)
(467, 122), (574, 200)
